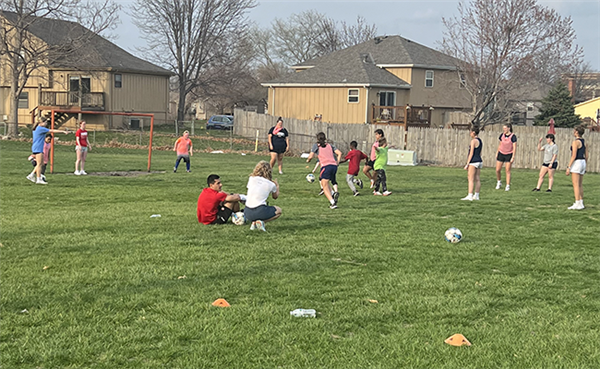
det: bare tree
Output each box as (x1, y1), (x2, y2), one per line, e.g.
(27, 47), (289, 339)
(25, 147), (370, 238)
(339, 16), (377, 49)
(264, 11), (377, 71)
(441, 0), (582, 127)
(133, 0), (256, 121)
(564, 62), (599, 104)
(0, 0), (120, 137)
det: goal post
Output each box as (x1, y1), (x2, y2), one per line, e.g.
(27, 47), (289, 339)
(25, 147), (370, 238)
(49, 109), (155, 174)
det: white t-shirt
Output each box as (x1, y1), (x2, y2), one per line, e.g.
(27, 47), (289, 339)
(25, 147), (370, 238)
(245, 176), (277, 208)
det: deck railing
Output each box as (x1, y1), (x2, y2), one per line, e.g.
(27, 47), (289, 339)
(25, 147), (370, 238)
(40, 91), (105, 110)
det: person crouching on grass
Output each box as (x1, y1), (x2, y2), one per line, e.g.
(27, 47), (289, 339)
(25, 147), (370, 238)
(307, 132), (342, 209)
(244, 161), (281, 232)
(373, 137), (391, 196)
(533, 134), (558, 192)
(173, 130), (193, 173)
(339, 140), (367, 196)
(462, 125), (482, 201)
(197, 174), (246, 225)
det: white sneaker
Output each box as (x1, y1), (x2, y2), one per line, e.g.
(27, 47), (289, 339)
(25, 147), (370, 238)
(74, 170), (81, 175)
(279, 170), (283, 175)
(36, 178), (48, 185)
(567, 203), (578, 210)
(250, 222), (256, 231)
(41, 174), (46, 181)
(505, 185), (510, 191)
(370, 180), (374, 189)
(373, 191), (382, 196)
(495, 181), (502, 190)
(473, 194), (480, 200)
(461, 195), (473, 201)
(80, 170), (87, 175)
(382, 191), (392, 196)
(26, 173), (36, 182)
(256, 220), (266, 232)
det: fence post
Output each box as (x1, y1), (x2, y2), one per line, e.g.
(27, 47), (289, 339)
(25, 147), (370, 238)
(191, 120), (195, 136)
(230, 127), (233, 151)
(93, 129), (96, 144)
(255, 129), (259, 152)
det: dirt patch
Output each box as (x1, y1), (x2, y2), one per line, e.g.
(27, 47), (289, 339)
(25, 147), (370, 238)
(82, 171), (166, 177)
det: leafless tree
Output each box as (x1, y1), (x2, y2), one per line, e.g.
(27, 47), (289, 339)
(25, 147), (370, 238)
(0, 0), (120, 137)
(339, 16), (377, 49)
(564, 62), (599, 104)
(441, 0), (582, 127)
(133, 0), (257, 121)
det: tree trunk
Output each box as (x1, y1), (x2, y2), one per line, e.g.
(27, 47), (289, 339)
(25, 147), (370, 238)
(177, 83), (186, 121)
(8, 69), (20, 137)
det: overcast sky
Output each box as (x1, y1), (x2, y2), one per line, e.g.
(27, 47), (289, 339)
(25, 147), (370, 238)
(112, 0), (600, 70)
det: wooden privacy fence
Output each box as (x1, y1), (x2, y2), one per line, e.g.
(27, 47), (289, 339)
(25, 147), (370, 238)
(407, 126), (599, 172)
(234, 109), (599, 173)
(233, 109), (407, 155)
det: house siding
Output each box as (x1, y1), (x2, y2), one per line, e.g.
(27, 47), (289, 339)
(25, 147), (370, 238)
(269, 87), (367, 124)
(407, 68), (471, 109)
(384, 67), (412, 84)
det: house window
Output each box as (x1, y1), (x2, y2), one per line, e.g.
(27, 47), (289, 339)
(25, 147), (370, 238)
(348, 89), (359, 103)
(379, 91), (396, 106)
(18, 92), (29, 109)
(115, 74), (122, 88)
(425, 70), (434, 88)
(527, 103), (534, 112)
(459, 73), (466, 89)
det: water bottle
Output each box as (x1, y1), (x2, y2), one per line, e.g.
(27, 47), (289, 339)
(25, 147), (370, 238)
(290, 309), (316, 318)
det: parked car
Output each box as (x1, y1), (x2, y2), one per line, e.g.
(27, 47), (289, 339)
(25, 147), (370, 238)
(206, 115), (234, 130)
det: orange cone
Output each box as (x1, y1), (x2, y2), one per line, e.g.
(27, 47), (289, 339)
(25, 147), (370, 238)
(211, 298), (230, 307)
(445, 333), (471, 346)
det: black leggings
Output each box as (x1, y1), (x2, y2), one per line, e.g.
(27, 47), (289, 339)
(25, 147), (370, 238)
(175, 155), (190, 171)
(374, 169), (387, 192)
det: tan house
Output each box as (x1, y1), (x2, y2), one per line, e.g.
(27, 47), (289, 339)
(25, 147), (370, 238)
(0, 11), (173, 131)
(262, 35), (472, 126)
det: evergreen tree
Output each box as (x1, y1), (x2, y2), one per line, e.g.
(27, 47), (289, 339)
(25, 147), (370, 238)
(534, 82), (581, 127)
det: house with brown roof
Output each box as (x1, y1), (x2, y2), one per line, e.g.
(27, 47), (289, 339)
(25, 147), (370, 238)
(261, 35), (472, 126)
(0, 11), (173, 131)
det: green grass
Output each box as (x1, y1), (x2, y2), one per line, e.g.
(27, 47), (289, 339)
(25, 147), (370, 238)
(1, 140), (599, 368)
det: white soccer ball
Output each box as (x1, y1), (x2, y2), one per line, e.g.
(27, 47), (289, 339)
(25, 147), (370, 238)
(444, 227), (463, 243)
(231, 211), (246, 225)
(306, 173), (316, 183)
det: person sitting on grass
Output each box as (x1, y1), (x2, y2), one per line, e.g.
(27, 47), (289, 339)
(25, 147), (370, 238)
(173, 130), (193, 173)
(244, 161), (282, 232)
(197, 174), (246, 225)
(339, 140), (367, 196)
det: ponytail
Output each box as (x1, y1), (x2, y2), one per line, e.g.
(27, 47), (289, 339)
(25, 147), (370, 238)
(316, 132), (327, 148)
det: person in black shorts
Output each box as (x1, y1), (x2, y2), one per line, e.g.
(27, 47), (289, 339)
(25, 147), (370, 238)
(197, 174), (246, 225)
(363, 129), (384, 188)
(268, 117), (289, 174)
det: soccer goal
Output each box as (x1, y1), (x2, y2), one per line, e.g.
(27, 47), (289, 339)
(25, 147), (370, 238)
(47, 109), (155, 173)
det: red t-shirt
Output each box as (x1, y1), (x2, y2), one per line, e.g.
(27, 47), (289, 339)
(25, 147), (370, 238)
(76, 129), (88, 147)
(197, 188), (227, 224)
(345, 149), (368, 175)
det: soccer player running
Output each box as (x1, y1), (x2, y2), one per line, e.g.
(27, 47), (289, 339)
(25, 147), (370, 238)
(339, 140), (367, 196)
(363, 129), (384, 189)
(373, 137), (391, 196)
(306, 132), (342, 209)
(566, 125), (588, 210)
(173, 130), (193, 173)
(462, 125), (482, 201)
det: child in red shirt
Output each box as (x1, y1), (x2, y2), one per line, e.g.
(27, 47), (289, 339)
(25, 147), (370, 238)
(75, 121), (91, 175)
(340, 140), (367, 196)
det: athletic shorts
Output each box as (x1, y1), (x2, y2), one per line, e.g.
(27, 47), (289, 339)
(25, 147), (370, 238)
(497, 152), (513, 162)
(270, 145), (287, 154)
(319, 164), (338, 181)
(211, 205), (233, 225)
(570, 159), (586, 175)
(32, 152), (42, 155)
(542, 162), (558, 169)
(76, 146), (88, 152)
(469, 162), (483, 169)
(244, 205), (277, 222)
(365, 160), (375, 168)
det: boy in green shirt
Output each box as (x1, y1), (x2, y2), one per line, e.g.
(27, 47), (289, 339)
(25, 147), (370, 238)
(373, 138), (391, 196)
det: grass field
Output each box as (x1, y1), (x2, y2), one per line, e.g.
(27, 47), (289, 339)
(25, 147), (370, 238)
(1, 140), (599, 369)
